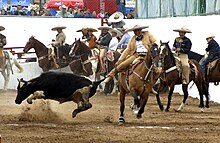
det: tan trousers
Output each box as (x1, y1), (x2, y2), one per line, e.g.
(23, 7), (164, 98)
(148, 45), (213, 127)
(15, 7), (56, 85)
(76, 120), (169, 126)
(0, 50), (5, 71)
(108, 54), (138, 76)
(179, 54), (190, 84)
(99, 48), (106, 71)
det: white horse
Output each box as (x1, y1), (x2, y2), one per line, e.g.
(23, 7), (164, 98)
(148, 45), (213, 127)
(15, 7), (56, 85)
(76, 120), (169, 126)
(1, 51), (23, 91)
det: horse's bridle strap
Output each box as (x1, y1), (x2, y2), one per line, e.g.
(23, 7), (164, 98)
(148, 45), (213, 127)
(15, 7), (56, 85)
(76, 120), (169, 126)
(165, 66), (177, 73)
(38, 55), (48, 61)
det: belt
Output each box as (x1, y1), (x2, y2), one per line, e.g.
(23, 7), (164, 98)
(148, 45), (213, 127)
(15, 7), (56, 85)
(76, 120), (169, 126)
(137, 52), (147, 56)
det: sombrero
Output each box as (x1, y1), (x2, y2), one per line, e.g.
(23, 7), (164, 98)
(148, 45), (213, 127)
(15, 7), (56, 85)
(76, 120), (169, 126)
(0, 26), (5, 31)
(108, 11), (124, 23)
(98, 26), (111, 30)
(206, 35), (215, 39)
(125, 25), (149, 32)
(110, 28), (122, 37)
(86, 27), (98, 32)
(173, 26), (192, 33)
(76, 27), (88, 32)
(51, 26), (66, 31)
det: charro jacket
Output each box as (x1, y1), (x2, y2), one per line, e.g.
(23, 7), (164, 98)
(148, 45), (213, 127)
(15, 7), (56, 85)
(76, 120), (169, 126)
(118, 31), (157, 61)
(53, 32), (66, 47)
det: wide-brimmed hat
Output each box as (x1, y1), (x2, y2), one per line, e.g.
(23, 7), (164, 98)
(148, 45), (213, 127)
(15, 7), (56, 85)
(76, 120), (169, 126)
(110, 28), (122, 37)
(173, 26), (192, 33)
(0, 26), (5, 31)
(51, 26), (66, 31)
(98, 26), (111, 30)
(206, 35), (215, 39)
(76, 27), (88, 32)
(108, 11), (124, 23)
(61, 5), (67, 9)
(85, 27), (98, 32)
(125, 25), (149, 32)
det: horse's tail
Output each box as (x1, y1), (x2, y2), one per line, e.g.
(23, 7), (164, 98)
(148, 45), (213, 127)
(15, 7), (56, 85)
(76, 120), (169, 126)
(13, 58), (24, 73)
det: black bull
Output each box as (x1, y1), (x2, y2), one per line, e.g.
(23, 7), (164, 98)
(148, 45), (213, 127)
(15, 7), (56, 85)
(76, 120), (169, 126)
(15, 71), (104, 118)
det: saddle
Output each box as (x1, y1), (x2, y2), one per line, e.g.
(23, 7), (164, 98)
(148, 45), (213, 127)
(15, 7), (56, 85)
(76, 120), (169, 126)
(207, 58), (219, 72)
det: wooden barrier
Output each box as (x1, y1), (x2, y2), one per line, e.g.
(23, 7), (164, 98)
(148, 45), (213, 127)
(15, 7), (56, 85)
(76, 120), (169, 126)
(4, 47), (37, 62)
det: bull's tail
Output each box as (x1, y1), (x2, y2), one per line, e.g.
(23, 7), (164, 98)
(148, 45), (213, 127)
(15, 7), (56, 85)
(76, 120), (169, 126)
(93, 78), (105, 88)
(89, 79), (105, 98)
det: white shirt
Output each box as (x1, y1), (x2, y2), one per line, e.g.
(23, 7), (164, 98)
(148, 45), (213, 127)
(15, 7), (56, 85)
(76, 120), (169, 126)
(136, 40), (148, 53)
(109, 37), (119, 51)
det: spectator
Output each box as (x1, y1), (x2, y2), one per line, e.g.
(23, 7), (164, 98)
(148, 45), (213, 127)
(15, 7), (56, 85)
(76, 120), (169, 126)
(13, 5), (27, 15)
(106, 11), (125, 29)
(116, 0), (126, 15)
(91, 11), (97, 18)
(97, 9), (104, 18)
(126, 10), (135, 19)
(74, 9), (84, 18)
(55, 5), (73, 17)
(84, 9), (92, 18)
(104, 12), (111, 19)
(68, 8), (73, 15)
(0, 9), (7, 15)
(30, 9), (37, 16)
(38, 9), (44, 16)
(42, 8), (52, 16)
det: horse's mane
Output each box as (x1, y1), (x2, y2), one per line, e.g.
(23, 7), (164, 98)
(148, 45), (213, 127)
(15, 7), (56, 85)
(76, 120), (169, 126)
(164, 42), (176, 65)
(32, 37), (47, 49)
(79, 40), (92, 57)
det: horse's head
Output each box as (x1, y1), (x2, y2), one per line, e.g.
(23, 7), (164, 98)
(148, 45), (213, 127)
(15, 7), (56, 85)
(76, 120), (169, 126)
(24, 36), (35, 53)
(159, 40), (170, 59)
(69, 38), (92, 57)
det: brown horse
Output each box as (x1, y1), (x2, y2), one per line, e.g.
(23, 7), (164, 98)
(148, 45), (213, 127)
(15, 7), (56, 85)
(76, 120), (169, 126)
(118, 46), (163, 125)
(24, 36), (72, 72)
(188, 51), (220, 85)
(69, 39), (93, 77)
(156, 41), (209, 112)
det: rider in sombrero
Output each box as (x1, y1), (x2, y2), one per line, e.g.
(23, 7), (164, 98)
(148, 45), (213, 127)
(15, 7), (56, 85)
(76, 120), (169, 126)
(51, 25), (66, 68)
(105, 11), (125, 29)
(104, 25), (158, 83)
(0, 26), (6, 71)
(172, 26), (192, 85)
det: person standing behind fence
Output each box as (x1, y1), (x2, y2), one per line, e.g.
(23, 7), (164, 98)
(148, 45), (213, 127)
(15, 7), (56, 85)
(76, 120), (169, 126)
(0, 26), (6, 71)
(116, 0), (126, 16)
(200, 35), (220, 75)
(172, 26), (192, 85)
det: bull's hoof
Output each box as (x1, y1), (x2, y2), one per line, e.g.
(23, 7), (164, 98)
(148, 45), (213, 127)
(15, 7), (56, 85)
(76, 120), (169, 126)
(136, 114), (142, 119)
(84, 102), (92, 109)
(72, 110), (78, 118)
(27, 99), (33, 104)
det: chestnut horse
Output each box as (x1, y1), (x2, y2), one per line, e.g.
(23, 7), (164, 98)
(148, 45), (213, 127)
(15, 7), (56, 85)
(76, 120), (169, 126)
(69, 39), (94, 77)
(156, 41), (209, 112)
(118, 46), (163, 125)
(24, 36), (72, 72)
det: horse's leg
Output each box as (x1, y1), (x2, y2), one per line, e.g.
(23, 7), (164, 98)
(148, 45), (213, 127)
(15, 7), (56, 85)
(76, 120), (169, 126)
(137, 91), (149, 119)
(194, 79), (206, 111)
(155, 82), (164, 111)
(204, 77), (210, 108)
(165, 85), (175, 112)
(118, 86), (126, 125)
(176, 84), (189, 112)
(130, 88), (140, 115)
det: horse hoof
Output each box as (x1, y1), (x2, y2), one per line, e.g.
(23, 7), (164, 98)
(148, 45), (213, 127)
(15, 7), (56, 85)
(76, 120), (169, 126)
(159, 105), (164, 111)
(200, 108), (204, 113)
(118, 117), (125, 125)
(136, 114), (142, 119)
(174, 109), (181, 112)
(165, 108), (169, 112)
(206, 104), (210, 108)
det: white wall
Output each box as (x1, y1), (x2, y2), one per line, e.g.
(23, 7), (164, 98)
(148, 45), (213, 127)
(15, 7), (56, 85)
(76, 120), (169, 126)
(0, 16), (219, 103)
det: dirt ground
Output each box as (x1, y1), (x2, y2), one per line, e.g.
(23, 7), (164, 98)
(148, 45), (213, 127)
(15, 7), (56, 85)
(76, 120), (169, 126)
(0, 90), (219, 143)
